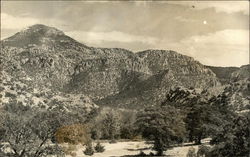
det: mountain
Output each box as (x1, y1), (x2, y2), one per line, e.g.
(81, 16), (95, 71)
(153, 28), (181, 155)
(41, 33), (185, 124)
(0, 24), (223, 109)
(2, 24), (86, 49)
(96, 50), (220, 108)
(231, 64), (250, 82)
(225, 65), (250, 111)
(172, 65), (250, 111)
(206, 66), (239, 84)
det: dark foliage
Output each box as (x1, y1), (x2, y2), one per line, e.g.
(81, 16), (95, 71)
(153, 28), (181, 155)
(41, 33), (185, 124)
(197, 145), (211, 157)
(138, 151), (147, 156)
(136, 105), (186, 156)
(94, 142), (105, 153)
(209, 115), (250, 157)
(84, 143), (94, 156)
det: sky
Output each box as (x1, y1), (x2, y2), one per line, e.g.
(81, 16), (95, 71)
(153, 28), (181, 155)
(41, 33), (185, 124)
(1, 1), (249, 67)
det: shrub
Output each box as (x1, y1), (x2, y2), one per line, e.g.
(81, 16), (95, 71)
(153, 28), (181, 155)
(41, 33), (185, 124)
(187, 147), (196, 157)
(138, 151), (147, 156)
(63, 144), (77, 156)
(109, 139), (117, 143)
(149, 152), (155, 156)
(94, 141), (105, 153)
(197, 145), (210, 157)
(84, 143), (94, 156)
(55, 124), (90, 145)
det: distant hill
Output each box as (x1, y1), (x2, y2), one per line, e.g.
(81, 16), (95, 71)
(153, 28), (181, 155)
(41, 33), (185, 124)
(206, 66), (239, 84)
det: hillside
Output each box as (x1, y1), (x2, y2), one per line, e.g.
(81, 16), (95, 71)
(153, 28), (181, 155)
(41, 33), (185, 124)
(167, 65), (250, 111)
(205, 64), (250, 110)
(0, 24), (226, 109)
(227, 65), (250, 111)
(206, 66), (239, 84)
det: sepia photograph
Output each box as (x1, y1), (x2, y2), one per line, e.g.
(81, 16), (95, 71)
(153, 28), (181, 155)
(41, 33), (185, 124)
(0, 1), (249, 157)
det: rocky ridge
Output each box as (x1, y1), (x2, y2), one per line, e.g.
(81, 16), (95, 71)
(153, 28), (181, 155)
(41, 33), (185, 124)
(165, 65), (250, 111)
(0, 24), (227, 109)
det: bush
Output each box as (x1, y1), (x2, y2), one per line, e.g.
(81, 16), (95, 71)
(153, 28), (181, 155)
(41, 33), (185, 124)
(187, 147), (196, 157)
(55, 124), (90, 145)
(63, 144), (77, 156)
(94, 142), (105, 153)
(149, 152), (155, 156)
(109, 139), (117, 143)
(138, 151), (147, 156)
(197, 145), (210, 157)
(84, 143), (94, 156)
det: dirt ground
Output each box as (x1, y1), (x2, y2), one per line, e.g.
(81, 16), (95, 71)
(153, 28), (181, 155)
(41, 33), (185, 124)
(65, 140), (206, 157)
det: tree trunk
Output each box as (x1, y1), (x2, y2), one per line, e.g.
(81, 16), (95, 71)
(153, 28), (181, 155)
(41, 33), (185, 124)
(195, 135), (202, 145)
(189, 134), (194, 142)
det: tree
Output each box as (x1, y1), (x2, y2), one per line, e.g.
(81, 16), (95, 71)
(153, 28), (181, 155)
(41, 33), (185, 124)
(120, 110), (137, 139)
(90, 108), (121, 141)
(162, 87), (235, 144)
(91, 108), (137, 140)
(101, 110), (121, 141)
(209, 115), (250, 157)
(1, 109), (64, 157)
(183, 92), (237, 144)
(185, 104), (211, 144)
(136, 105), (186, 156)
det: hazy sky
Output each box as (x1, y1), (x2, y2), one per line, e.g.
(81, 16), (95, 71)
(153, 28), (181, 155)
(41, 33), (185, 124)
(1, 1), (249, 67)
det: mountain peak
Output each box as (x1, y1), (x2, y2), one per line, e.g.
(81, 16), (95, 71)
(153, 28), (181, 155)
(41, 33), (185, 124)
(20, 24), (65, 36)
(2, 24), (77, 48)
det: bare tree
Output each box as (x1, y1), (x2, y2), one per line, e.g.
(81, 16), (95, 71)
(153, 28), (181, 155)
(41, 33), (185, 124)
(0, 108), (65, 157)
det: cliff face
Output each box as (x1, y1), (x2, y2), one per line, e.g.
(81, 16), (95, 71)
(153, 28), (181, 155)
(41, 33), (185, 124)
(96, 50), (219, 108)
(226, 65), (250, 111)
(1, 24), (221, 109)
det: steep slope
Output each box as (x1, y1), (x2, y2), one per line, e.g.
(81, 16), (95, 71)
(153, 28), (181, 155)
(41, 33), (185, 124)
(226, 64), (250, 111)
(96, 50), (219, 108)
(164, 65), (250, 111)
(0, 69), (97, 113)
(206, 66), (239, 84)
(231, 64), (250, 82)
(1, 24), (220, 109)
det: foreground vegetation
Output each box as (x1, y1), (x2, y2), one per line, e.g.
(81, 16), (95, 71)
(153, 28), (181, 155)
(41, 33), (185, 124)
(0, 96), (249, 157)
